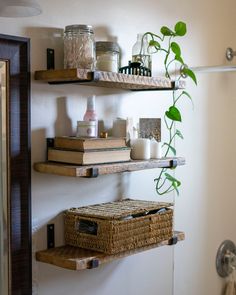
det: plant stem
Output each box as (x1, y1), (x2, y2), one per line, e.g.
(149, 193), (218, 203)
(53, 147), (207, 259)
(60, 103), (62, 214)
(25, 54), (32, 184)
(143, 32), (164, 41)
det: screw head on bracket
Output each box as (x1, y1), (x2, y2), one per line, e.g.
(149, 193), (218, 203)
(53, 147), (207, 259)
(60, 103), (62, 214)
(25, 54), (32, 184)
(226, 48), (234, 61)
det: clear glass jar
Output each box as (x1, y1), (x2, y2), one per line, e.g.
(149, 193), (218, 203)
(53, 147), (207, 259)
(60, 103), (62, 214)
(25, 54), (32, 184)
(96, 41), (120, 72)
(64, 24), (95, 70)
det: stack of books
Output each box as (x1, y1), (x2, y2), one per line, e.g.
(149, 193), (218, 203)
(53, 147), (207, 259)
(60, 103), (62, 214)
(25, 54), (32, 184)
(47, 136), (131, 165)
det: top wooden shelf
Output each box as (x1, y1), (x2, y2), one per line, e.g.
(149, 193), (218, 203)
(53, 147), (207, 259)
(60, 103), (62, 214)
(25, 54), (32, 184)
(34, 68), (185, 91)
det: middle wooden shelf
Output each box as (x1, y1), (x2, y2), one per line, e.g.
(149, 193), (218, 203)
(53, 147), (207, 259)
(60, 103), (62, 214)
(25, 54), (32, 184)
(34, 157), (185, 178)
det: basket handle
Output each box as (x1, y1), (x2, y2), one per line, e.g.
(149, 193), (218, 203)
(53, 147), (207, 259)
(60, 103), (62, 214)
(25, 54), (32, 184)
(75, 218), (98, 235)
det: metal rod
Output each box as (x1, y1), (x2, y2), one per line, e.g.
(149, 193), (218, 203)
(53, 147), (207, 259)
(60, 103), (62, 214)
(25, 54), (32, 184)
(190, 65), (236, 73)
(178, 47), (236, 76)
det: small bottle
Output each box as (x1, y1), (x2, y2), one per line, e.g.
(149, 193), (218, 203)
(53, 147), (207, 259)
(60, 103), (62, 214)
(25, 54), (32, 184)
(132, 34), (152, 71)
(83, 96), (98, 137)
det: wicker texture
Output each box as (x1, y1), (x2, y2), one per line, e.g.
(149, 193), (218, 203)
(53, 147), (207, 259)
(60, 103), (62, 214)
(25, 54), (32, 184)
(64, 199), (173, 254)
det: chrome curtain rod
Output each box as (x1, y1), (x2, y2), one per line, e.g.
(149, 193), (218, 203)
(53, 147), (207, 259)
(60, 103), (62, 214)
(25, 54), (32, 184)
(191, 65), (236, 73)
(188, 48), (236, 74)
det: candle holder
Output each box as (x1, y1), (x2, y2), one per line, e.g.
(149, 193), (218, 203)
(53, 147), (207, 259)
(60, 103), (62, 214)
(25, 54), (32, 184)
(119, 61), (151, 77)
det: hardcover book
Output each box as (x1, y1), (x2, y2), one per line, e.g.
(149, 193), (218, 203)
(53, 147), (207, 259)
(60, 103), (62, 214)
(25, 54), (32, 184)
(47, 147), (131, 165)
(54, 136), (127, 151)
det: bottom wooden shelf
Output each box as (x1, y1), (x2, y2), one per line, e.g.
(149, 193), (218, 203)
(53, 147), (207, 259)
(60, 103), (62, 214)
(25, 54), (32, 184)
(36, 231), (185, 271)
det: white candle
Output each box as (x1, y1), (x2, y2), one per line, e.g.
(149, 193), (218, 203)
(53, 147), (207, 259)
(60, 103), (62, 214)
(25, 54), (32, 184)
(150, 139), (162, 159)
(131, 138), (150, 160)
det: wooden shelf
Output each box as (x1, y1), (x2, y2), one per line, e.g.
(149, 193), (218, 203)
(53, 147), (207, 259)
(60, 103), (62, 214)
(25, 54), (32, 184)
(34, 157), (185, 177)
(36, 231), (185, 271)
(34, 68), (185, 90)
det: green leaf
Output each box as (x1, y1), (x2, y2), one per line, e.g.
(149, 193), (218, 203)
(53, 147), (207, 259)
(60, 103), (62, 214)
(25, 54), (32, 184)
(149, 40), (160, 48)
(182, 68), (197, 85)
(182, 90), (194, 108)
(165, 172), (181, 195)
(161, 26), (175, 36)
(164, 173), (181, 186)
(176, 129), (184, 139)
(164, 172), (176, 182)
(174, 21), (187, 36)
(175, 55), (184, 64)
(165, 106), (182, 122)
(163, 143), (176, 155)
(182, 90), (192, 101)
(171, 42), (181, 56)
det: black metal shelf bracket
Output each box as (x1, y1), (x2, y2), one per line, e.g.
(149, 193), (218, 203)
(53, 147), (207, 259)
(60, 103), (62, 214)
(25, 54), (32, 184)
(47, 224), (55, 249)
(88, 259), (99, 269)
(168, 236), (178, 246)
(48, 72), (96, 85)
(169, 159), (178, 168)
(46, 137), (55, 148)
(86, 167), (99, 178)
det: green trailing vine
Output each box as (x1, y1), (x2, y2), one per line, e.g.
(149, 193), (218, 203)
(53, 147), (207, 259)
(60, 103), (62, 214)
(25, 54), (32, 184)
(143, 21), (197, 196)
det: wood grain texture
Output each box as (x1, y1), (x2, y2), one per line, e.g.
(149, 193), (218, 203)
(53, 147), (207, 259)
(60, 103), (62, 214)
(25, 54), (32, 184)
(0, 34), (31, 295)
(34, 68), (93, 82)
(34, 68), (184, 90)
(34, 157), (186, 177)
(36, 231), (185, 271)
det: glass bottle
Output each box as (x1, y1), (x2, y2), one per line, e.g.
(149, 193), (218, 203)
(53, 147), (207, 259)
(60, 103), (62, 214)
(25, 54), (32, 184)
(64, 24), (95, 70)
(132, 33), (152, 71)
(83, 96), (97, 121)
(83, 96), (98, 137)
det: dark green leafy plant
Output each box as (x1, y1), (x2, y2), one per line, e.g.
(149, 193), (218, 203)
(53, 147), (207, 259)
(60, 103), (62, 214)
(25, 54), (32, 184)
(143, 21), (197, 196)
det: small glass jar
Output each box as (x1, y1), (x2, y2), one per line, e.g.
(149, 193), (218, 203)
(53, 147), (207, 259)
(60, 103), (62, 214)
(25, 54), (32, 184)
(64, 24), (95, 70)
(96, 41), (120, 72)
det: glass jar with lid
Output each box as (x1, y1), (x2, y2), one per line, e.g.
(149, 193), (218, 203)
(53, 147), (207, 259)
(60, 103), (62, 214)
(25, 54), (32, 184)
(64, 24), (95, 70)
(96, 41), (120, 72)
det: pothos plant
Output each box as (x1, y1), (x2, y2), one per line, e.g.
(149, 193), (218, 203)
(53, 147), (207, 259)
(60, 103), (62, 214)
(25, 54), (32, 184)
(142, 21), (197, 196)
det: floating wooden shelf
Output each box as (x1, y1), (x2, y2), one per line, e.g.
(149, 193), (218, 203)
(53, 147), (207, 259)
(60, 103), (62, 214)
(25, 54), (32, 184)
(34, 68), (185, 90)
(34, 157), (185, 178)
(36, 231), (185, 271)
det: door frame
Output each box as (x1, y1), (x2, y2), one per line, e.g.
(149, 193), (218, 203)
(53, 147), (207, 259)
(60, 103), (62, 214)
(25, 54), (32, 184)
(0, 34), (31, 295)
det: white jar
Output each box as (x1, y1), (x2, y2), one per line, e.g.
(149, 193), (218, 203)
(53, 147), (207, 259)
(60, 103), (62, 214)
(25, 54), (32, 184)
(96, 41), (120, 72)
(76, 121), (97, 138)
(131, 138), (150, 160)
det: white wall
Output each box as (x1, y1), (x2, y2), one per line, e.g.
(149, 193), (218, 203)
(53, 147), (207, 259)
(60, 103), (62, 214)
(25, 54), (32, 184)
(1, 0), (236, 294)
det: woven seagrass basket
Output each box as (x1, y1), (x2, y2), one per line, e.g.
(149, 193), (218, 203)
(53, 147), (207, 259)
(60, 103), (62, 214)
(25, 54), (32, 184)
(64, 199), (173, 254)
